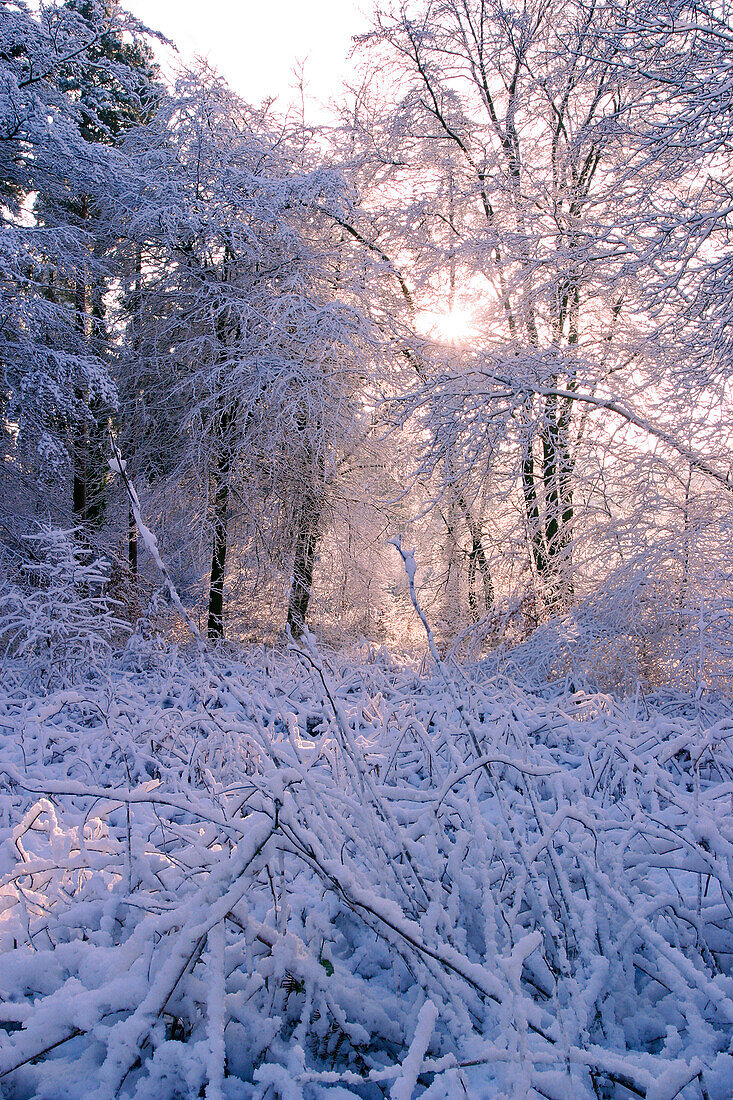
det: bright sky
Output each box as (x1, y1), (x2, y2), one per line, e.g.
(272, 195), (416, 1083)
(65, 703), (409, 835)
(125, 0), (375, 115)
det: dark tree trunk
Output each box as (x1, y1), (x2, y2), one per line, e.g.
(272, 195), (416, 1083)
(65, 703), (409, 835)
(456, 493), (494, 615)
(207, 443), (230, 640)
(128, 500), (138, 577)
(70, 196), (110, 534)
(467, 546), (479, 620)
(72, 409), (87, 524)
(522, 391), (576, 612)
(286, 494), (321, 639)
(127, 243), (143, 579)
(522, 438), (547, 578)
(84, 406), (108, 529)
(542, 392), (560, 554)
(72, 198), (91, 528)
(206, 293), (242, 641)
(541, 391), (575, 611)
(73, 269), (90, 526)
(556, 395), (575, 605)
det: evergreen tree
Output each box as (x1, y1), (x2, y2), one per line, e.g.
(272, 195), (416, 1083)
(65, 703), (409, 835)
(0, 0), (160, 538)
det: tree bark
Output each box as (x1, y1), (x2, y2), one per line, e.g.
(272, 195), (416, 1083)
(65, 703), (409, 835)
(127, 243), (143, 578)
(72, 408), (88, 523)
(522, 436), (547, 579)
(73, 264), (90, 526)
(456, 492), (494, 615)
(286, 491), (322, 638)
(207, 442), (230, 641)
(128, 501), (138, 577)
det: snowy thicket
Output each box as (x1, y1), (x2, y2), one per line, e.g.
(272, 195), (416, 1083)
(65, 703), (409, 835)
(0, 528), (128, 688)
(1, 629), (732, 1099)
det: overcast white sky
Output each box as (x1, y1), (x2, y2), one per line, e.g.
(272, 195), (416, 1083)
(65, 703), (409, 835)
(124, 0), (375, 114)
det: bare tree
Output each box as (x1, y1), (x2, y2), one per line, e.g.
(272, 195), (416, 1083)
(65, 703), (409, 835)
(352, 0), (733, 631)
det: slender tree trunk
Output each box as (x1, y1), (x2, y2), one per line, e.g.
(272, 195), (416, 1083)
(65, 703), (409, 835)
(72, 427), (87, 522)
(207, 442), (230, 640)
(72, 195), (107, 531)
(439, 502), (462, 632)
(456, 492), (494, 614)
(550, 286), (580, 608)
(128, 501), (138, 577)
(286, 492), (322, 638)
(542, 390), (564, 611)
(524, 388), (575, 613)
(207, 297), (242, 640)
(73, 242), (90, 524)
(128, 244), (143, 578)
(467, 548), (479, 621)
(542, 391), (560, 550)
(522, 436), (547, 578)
(556, 403), (575, 605)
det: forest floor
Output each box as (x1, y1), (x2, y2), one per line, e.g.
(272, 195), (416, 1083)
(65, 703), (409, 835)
(1, 638), (732, 1099)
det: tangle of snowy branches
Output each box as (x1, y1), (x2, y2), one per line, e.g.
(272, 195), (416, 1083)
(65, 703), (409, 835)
(0, 633), (732, 1100)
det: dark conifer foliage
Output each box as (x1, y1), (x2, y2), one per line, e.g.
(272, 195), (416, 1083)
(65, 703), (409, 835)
(0, 0), (160, 537)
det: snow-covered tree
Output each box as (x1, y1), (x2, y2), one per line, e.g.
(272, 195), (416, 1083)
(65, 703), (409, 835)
(603, 0), (733, 372)
(116, 69), (374, 639)
(0, 0), (159, 535)
(351, 0), (733, 640)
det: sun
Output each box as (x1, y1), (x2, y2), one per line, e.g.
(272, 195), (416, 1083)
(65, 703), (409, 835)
(416, 308), (477, 346)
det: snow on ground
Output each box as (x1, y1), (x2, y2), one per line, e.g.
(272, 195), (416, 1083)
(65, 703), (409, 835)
(0, 638), (732, 1099)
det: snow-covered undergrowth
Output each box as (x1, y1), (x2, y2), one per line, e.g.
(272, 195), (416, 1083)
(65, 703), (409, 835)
(1, 640), (732, 1100)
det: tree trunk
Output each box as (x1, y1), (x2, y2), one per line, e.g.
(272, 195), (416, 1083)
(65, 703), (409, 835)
(128, 501), (138, 577)
(521, 390), (576, 613)
(522, 436), (547, 579)
(286, 493), (321, 638)
(207, 443), (230, 640)
(127, 243), (143, 579)
(72, 406), (88, 524)
(72, 194), (92, 528)
(73, 266), (90, 526)
(556, 402), (575, 605)
(542, 390), (575, 611)
(456, 492), (494, 615)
